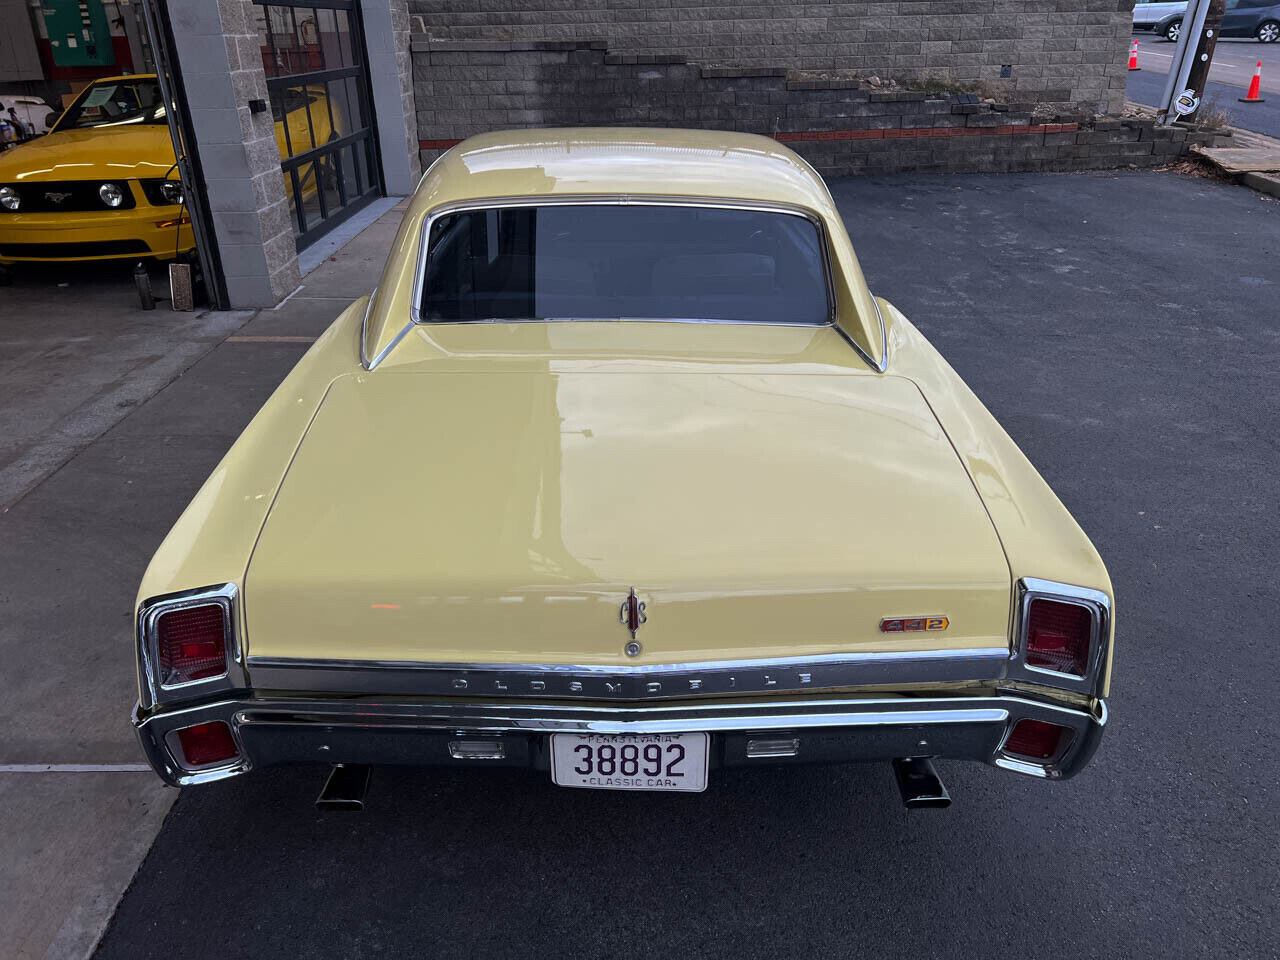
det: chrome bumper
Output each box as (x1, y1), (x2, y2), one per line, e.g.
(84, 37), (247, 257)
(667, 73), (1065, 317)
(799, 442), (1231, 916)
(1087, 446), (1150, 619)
(134, 692), (1107, 788)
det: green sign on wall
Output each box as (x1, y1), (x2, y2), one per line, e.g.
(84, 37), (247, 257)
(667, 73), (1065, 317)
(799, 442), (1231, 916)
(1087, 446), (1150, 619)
(43, 0), (116, 68)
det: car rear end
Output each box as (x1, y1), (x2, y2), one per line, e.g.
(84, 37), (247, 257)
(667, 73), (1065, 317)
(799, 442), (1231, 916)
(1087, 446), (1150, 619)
(130, 130), (1113, 807)
(132, 573), (1110, 799)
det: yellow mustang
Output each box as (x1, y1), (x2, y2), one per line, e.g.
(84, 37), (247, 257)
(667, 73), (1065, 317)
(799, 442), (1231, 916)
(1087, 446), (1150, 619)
(0, 74), (333, 266)
(131, 129), (1113, 808)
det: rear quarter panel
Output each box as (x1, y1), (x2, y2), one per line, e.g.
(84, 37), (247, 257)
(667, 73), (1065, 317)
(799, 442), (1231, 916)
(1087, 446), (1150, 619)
(880, 300), (1115, 696)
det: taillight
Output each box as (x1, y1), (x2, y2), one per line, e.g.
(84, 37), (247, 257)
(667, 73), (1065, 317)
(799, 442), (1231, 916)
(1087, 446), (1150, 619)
(1025, 598), (1092, 676)
(156, 603), (227, 685)
(174, 721), (239, 767)
(1003, 718), (1071, 761)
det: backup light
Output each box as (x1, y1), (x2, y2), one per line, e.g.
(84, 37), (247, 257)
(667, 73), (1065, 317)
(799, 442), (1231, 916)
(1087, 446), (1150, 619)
(1025, 597), (1092, 676)
(1003, 719), (1071, 761)
(156, 603), (227, 686)
(746, 737), (800, 758)
(175, 721), (239, 767)
(448, 740), (506, 759)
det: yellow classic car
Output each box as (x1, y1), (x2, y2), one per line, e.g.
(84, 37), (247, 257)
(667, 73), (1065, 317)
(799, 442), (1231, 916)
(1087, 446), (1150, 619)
(0, 75), (335, 266)
(131, 128), (1113, 808)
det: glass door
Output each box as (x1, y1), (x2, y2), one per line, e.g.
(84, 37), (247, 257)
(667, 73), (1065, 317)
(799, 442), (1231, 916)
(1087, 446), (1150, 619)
(251, 0), (382, 249)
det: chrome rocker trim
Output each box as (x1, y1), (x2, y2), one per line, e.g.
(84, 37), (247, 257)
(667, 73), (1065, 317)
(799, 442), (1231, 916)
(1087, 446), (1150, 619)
(133, 692), (1107, 788)
(245, 646), (1011, 700)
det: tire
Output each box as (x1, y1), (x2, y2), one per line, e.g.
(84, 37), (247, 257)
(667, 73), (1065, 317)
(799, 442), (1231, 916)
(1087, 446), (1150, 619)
(1258, 20), (1280, 43)
(1164, 18), (1182, 42)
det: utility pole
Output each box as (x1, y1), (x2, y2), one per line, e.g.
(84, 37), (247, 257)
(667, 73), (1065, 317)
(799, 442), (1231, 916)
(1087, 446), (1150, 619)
(1157, 0), (1227, 125)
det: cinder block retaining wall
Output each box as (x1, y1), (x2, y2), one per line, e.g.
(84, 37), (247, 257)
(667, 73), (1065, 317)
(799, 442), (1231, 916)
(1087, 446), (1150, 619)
(407, 0), (1134, 114)
(412, 40), (1215, 178)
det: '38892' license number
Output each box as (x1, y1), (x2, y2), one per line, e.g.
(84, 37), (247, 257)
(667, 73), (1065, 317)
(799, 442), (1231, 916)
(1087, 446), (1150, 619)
(550, 733), (709, 792)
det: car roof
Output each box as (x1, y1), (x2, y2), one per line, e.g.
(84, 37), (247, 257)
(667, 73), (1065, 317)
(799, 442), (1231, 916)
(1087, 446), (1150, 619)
(419, 127), (838, 215)
(89, 73), (158, 83)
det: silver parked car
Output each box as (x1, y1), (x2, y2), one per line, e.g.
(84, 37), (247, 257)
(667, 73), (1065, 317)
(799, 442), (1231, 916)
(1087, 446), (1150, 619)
(1132, 0), (1188, 41)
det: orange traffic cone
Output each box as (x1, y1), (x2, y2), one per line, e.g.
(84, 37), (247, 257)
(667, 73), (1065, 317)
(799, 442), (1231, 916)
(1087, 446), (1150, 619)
(1128, 40), (1140, 71)
(1239, 61), (1265, 102)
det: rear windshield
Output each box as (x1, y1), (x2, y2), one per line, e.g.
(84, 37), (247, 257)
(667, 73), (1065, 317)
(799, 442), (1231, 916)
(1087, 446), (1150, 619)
(54, 80), (165, 131)
(417, 204), (829, 324)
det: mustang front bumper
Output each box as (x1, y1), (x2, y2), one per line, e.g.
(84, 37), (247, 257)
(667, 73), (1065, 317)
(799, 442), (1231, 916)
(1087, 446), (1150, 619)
(0, 206), (195, 262)
(133, 691), (1107, 788)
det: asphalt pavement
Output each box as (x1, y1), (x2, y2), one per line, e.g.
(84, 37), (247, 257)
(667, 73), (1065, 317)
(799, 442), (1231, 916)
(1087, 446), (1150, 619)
(1128, 33), (1280, 137)
(90, 170), (1279, 959)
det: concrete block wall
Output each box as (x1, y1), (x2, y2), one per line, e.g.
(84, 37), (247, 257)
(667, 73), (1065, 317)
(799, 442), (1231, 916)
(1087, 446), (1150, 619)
(408, 0), (1136, 114)
(412, 41), (1217, 178)
(169, 0), (299, 308)
(363, 0), (422, 193)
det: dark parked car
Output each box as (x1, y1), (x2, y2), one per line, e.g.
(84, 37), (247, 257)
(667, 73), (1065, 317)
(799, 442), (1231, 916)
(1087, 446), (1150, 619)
(1220, 0), (1280, 42)
(1136, 0), (1280, 43)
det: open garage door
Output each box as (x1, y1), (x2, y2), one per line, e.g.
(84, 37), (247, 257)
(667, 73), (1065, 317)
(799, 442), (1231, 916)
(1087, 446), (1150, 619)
(251, 0), (383, 251)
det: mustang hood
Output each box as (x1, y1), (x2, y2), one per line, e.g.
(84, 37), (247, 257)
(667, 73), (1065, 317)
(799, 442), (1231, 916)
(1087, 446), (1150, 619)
(244, 370), (1012, 666)
(0, 126), (176, 182)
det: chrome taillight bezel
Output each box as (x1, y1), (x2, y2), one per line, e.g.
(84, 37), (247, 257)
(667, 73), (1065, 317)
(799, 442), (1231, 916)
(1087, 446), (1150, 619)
(136, 583), (247, 709)
(1007, 577), (1111, 699)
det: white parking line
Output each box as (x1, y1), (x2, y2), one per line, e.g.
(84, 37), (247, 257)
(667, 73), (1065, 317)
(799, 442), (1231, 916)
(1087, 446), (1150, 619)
(0, 764), (152, 773)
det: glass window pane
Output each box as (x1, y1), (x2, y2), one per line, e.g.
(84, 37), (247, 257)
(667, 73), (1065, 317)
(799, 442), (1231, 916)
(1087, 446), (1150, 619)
(284, 169), (303, 236)
(296, 161), (323, 231)
(418, 205), (830, 324)
(310, 82), (337, 145)
(317, 149), (343, 218)
(268, 87), (293, 155)
(358, 138), (375, 195)
(292, 6), (324, 72)
(341, 143), (360, 196)
(347, 77), (367, 131)
(267, 6), (296, 74)
(323, 78), (353, 137)
(334, 9), (354, 67)
(272, 85), (317, 154)
(316, 8), (342, 69)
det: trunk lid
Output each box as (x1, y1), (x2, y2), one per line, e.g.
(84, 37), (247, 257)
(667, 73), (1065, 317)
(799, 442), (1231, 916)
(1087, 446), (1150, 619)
(244, 369), (1011, 667)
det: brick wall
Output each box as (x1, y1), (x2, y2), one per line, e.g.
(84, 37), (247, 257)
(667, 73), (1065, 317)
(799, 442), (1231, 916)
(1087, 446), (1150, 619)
(412, 40), (1214, 179)
(408, 1), (1136, 114)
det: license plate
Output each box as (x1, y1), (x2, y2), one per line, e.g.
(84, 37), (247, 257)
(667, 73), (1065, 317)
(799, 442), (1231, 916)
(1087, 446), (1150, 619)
(550, 733), (709, 792)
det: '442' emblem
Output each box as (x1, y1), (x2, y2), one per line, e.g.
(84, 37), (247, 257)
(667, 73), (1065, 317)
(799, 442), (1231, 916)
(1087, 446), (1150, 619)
(620, 586), (647, 638)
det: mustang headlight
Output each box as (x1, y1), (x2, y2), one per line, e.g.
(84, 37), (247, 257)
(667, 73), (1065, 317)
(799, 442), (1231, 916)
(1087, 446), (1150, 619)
(140, 178), (185, 206)
(99, 182), (125, 208)
(0, 186), (18, 211)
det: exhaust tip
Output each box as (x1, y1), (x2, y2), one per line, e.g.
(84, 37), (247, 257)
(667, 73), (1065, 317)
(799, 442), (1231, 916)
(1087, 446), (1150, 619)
(315, 763), (372, 812)
(892, 757), (951, 810)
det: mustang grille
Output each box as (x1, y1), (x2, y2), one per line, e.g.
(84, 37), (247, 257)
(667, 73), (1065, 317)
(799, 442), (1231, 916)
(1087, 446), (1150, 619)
(0, 240), (151, 259)
(0, 180), (137, 213)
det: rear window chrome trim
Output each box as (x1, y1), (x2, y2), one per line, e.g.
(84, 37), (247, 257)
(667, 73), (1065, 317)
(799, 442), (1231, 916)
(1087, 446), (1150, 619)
(407, 194), (838, 330)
